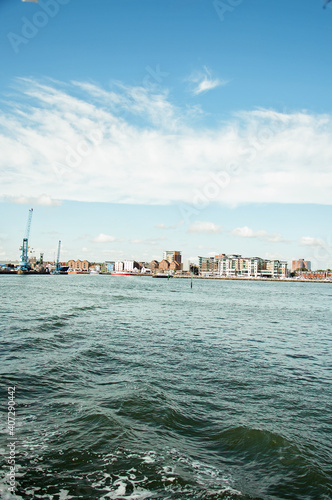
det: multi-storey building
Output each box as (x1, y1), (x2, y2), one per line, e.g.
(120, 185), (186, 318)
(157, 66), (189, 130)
(201, 254), (288, 278)
(115, 261), (124, 272)
(123, 260), (140, 272)
(104, 261), (115, 272)
(163, 251), (182, 266)
(198, 256), (215, 273)
(292, 259), (311, 271)
(68, 259), (90, 272)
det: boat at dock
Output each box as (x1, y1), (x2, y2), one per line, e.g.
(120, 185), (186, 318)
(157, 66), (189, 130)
(110, 271), (133, 276)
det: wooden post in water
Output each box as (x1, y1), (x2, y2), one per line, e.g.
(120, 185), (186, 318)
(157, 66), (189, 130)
(191, 273), (193, 288)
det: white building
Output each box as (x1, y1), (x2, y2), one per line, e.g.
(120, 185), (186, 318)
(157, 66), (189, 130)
(214, 255), (288, 278)
(115, 261), (124, 272)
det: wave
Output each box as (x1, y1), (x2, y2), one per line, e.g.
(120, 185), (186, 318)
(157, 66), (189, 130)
(0, 447), (255, 500)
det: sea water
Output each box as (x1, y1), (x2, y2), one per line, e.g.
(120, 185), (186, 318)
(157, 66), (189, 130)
(0, 275), (331, 499)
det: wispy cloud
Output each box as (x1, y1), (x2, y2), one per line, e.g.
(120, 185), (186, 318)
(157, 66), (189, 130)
(231, 226), (285, 242)
(2, 194), (62, 206)
(0, 78), (332, 208)
(188, 66), (227, 96)
(155, 221), (184, 230)
(188, 221), (222, 234)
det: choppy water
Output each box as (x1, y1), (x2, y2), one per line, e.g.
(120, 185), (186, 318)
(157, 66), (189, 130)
(0, 275), (331, 500)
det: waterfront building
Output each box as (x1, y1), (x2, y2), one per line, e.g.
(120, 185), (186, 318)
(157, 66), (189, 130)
(148, 260), (159, 272)
(216, 254), (243, 277)
(292, 259), (311, 271)
(140, 266), (152, 274)
(169, 261), (181, 272)
(202, 254), (289, 278)
(198, 256), (216, 273)
(115, 261), (124, 272)
(163, 251), (182, 266)
(123, 260), (140, 272)
(159, 259), (170, 272)
(68, 259), (90, 272)
(266, 260), (288, 278)
(298, 271), (331, 280)
(104, 261), (115, 272)
(182, 259), (192, 272)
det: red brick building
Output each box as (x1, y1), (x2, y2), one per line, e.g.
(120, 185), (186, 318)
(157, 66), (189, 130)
(148, 260), (159, 271)
(169, 261), (181, 271)
(159, 259), (169, 271)
(292, 259), (311, 271)
(298, 271), (331, 280)
(68, 259), (90, 272)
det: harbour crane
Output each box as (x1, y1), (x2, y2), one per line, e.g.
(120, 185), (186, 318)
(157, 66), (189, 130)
(55, 240), (61, 274)
(19, 208), (33, 271)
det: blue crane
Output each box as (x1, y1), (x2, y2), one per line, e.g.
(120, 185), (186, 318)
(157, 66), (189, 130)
(55, 240), (61, 274)
(19, 208), (33, 271)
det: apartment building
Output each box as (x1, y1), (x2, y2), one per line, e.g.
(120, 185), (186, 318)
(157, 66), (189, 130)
(292, 259), (311, 271)
(199, 254), (288, 278)
(163, 251), (182, 267)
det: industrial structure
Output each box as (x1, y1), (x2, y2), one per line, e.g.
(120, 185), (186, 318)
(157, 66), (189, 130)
(54, 241), (62, 274)
(18, 208), (33, 272)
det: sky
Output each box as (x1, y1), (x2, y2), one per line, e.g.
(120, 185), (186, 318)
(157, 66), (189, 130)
(0, 0), (332, 268)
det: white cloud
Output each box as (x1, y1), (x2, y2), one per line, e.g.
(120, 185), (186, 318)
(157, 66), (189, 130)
(2, 194), (62, 206)
(0, 78), (332, 208)
(188, 66), (227, 95)
(231, 226), (285, 242)
(93, 233), (117, 243)
(155, 221), (184, 230)
(299, 237), (332, 269)
(188, 221), (222, 233)
(300, 236), (324, 247)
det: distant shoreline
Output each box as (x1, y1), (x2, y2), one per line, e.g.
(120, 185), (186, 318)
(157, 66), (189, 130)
(172, 276), (332, 284)
(1, 271), (331, 283)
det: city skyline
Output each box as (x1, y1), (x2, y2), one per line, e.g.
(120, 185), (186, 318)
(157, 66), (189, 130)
(0, 1), (332, 268)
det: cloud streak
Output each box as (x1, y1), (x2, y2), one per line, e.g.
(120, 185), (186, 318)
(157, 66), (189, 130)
(0, 78), (332, 208)
(188, 66), (227, 95)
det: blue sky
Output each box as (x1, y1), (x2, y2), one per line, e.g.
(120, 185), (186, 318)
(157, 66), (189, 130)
(0, 0), (332, 268)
